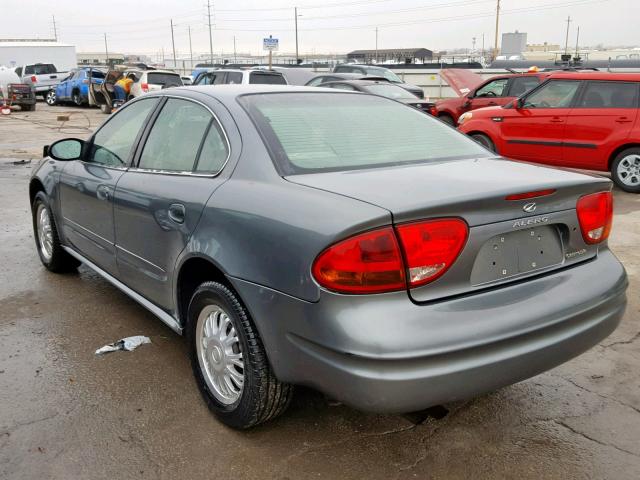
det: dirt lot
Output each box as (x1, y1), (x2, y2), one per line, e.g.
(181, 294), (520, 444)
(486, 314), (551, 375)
(1, 102), (639, 479)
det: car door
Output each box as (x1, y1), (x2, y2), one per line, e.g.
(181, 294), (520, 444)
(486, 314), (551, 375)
(58, 98), (159, 274)
(562, 80), (639, 169)
(113, 96), (230, 309)
(498, 79), (581, 165)
(59, 71), (74, 100)
(467, 78), (510, 111)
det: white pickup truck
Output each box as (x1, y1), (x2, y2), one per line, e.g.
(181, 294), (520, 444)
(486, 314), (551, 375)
(14, 63), (67, 98)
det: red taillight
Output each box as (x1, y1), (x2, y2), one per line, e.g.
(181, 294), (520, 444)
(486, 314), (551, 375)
(141, 83), (149, 92)
(576, 191), (613, 244)
(30, 75), (37, 83)
(312, 227), (405, 294)
(395, 219), (468, 287)
(505, 189), (556, 200)
(430, 106), (438, 116)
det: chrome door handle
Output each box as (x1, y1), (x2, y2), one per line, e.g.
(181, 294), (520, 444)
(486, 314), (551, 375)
(168, 203), (185, 224)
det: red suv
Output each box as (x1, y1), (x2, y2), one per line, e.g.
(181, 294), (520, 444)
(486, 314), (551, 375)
(434, 69), (550, 125)
(458, 72), (640, 192)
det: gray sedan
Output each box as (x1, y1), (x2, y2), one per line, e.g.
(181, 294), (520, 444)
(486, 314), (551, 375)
(29, 85), (627, 429)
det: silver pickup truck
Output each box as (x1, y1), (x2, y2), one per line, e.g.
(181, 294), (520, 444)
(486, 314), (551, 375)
(15, 63), (66, 97)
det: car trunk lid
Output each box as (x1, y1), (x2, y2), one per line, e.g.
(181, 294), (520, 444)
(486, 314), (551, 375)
(287, 157), (611, 302)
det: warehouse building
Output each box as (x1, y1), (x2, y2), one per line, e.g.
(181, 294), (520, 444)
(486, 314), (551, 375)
(346, 48), (433, 64)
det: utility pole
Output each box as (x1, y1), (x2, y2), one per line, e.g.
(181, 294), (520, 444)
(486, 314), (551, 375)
(481, 33), (485, 63)
(207, 0), (214, 66)
(493, 0), (500, 60)
(574, 25), (580, 58)
(170, 19), (177, 68)
(294, 7), (299, 64)
(188, 26), (193, 69)
(104, 33), (109, 66)
(564, 16), (572, 55)
(375, 27), (378, 64)
(233, 36), (237, 64)
(52, 15), (58, 41)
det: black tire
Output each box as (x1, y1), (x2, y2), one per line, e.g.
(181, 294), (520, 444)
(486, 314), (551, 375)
(439, 114), (455, 126)
(100, 103), (111, 114)
(22, 104), (36, 112)
(611, 148), (640, 193)
(72, 91), (83, 106)
(187, 281), (293, 429)
(45, 90), (57, 106)
(470, 133), (497, 153)
(32, 192), (80, 273)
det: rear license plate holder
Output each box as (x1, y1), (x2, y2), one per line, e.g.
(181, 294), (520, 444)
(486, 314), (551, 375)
(470, 225), (563, 285)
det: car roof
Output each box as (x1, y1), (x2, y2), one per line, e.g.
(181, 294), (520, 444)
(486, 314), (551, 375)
(321, 79), (397, 87)
(143, 69), (180, 75)
(547, 72), (640, 81)
(168, 84), (332, 100)
(212, 69), (284, 74)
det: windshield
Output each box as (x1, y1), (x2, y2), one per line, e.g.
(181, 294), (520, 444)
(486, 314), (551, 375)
(364, 67), (402, 83)
(147, 72), (182, 86)
(365, 83), (416, 100)
(240, 93), (488, 174)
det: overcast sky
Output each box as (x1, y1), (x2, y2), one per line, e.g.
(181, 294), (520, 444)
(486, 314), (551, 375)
(2, 0), (638, 57)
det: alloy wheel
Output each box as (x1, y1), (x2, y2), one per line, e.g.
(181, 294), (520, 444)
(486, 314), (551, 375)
(46, 91), (56, 105)
(196, 304), (244, 405)
(36, 204), (54, 261)
(616, 154), (640, 187)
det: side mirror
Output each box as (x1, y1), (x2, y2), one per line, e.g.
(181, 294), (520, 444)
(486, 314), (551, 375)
(462, 97), (472, 108)
(48, 138), (84, 161)
(515, 98), (525, 109)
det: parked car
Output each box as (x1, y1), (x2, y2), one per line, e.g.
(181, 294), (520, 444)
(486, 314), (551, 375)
(15, 63), (65, 98)
(458, 72), (640, 192)
(181, 76), (193, 86)
(305, 72), (392, 86)
(333, 64), (424, 98)
(435, 69), (551, 125)
(30, 85), (627, 429)
(193, 68), (287, 86)
(0, 66), (36, 111)
(319, 79), (435, 113)
(46, 68), (105, 106)
(127, 69), (183, 98)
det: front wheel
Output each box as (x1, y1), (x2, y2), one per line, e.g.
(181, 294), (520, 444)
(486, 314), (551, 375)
(611, 148), (640, 193)
(45, 90), (57, 106)
(470, 133), (497, 153)
(32, 192), (80, 273)
(72, 92), (83, 106)
(187, 282), (293, 429)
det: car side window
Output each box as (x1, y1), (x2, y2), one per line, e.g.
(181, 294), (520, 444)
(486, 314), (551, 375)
(226, 72), (243, 84)
(578, 81), (638, 108)
(195, 120), (229, 174)
(138, 98), (212, 172)
(307, 77), (326, 86)
(88, 98), (157, 167)
(15, 67), (22, 77)
(508, 76), (541, 97)
(196, 73), (213, 85)
(523, 80), (581, 108)
(214, 73), (227, 85)
(475, 78), (509, 97)
(25, 65), (33, 75)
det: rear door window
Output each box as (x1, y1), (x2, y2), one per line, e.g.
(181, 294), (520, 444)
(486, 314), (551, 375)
(147, 73), (182, 87)
(507, 76), (541, 97)
(249, 72), (287, 85)
(195, 121), (229, 174)
(226, 72), (243, 84)
(577, 81), (639, 108)
(138, 98), (212, 172)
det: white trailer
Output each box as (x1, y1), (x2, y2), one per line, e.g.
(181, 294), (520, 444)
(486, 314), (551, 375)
(0, 41), (77, 71)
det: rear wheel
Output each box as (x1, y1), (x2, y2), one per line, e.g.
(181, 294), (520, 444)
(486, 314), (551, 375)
(72, 92), (83, 106)
(32, 192), (80, 273)
(23, 104), (36, 112)
(45, 90), (57, 106)
(611, 148), (640, 193)
(439, 114), (455, 126)
(470, 133), (497, 153)
(187, 282), (293, 429)
(100, 103), (111, 114)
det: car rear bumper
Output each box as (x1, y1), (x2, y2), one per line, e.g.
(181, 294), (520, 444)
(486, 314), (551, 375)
(229, 248), (627, 413)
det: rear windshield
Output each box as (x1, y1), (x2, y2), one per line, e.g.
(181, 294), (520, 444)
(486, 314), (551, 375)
(249, 72), (287, 85)
(365, 83), (417, 100)
(147, 73), (182, 86)
(364, 67), (401, 83)
(25, 64), (57, 75)
(240, 93), (488, 174)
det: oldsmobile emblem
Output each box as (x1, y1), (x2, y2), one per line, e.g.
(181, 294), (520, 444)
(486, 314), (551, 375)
(522, 202), (537, 213)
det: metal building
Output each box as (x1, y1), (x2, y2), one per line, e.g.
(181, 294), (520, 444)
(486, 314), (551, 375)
(346, 48), (433, 64)
(501, 31), (528, 57)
